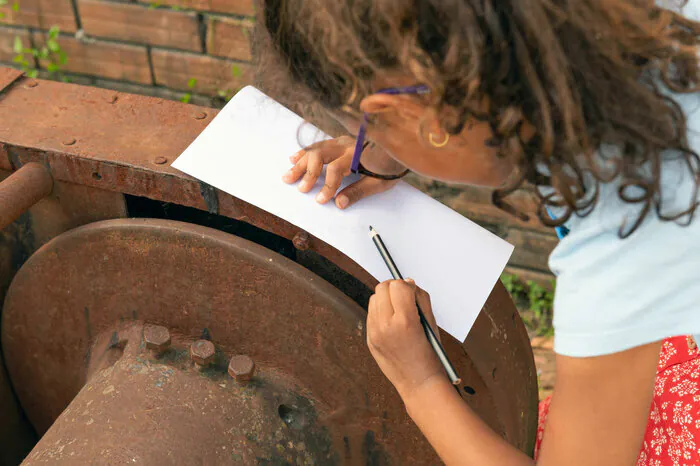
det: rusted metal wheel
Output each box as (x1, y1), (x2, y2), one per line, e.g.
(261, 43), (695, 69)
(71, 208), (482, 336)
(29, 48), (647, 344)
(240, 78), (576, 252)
(2, 219), (535, 464)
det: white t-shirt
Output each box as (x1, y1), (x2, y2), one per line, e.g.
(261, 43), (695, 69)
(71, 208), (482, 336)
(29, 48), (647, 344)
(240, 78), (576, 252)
(549, 0), (700, 357)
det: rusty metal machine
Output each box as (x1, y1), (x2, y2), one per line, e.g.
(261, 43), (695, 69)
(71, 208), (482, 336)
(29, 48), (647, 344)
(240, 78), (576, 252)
(0, 66), (538, 465)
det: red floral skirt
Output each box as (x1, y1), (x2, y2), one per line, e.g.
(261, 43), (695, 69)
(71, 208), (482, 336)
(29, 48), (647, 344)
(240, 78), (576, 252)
(535, 336), (700, 465)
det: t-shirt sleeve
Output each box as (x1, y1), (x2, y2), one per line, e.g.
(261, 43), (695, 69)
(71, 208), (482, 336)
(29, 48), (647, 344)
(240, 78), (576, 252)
(549, 164), (700, 357)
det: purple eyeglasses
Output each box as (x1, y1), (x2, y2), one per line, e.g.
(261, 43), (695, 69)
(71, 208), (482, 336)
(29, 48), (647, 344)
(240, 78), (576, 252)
(350, 85), (429, 180)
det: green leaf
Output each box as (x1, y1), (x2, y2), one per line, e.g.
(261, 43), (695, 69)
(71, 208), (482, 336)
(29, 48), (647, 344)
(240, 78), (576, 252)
(58, 51), (67, 65)
(27, 69), (38, 78)
(0, 12), (6, 20)
(0, 0), (8, 7)
(47, 39), (60, 53)
(180, 93), (191, 104)
(11, 1), (19, 12)
(47, 63), (58, 73)
(13, 36), (23, 53)
(187, 77), (197, 89)
(12, 55), (23, 64)
(48, 26), (60, 39)
(231, 65), (242, 78)
(62, 76), (71, 83)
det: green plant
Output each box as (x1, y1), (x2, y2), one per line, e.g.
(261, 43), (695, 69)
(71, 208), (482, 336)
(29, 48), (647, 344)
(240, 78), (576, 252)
(501, 273), (555, 336)
(527, 280), (554, 318)
(501, 273), (526, 299)
(180, 77), (197, 104)
(13, 26), (68, 80)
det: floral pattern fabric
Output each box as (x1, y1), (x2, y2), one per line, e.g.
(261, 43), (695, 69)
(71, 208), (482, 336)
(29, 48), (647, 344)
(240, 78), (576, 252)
(535, 336), (700, 465)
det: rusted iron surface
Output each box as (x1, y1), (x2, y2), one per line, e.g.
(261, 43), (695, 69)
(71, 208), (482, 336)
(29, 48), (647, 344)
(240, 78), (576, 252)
(466, 283), (539, 454)
(0, 69), (537, 455)
(0, 71), (375, 287)
(0, 68), (23, 96)
(3, 219), (513, 463)
(23, 322), (343, 464)
(0, 163), (53, 231)
(0, 168), (126, 463)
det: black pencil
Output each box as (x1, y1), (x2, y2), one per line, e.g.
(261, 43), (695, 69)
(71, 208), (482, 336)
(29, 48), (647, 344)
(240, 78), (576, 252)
(368, 226), (462, 386)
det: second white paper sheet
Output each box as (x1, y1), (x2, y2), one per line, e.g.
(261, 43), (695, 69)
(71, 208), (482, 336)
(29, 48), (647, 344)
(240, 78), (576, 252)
(172, 86), (514, 342)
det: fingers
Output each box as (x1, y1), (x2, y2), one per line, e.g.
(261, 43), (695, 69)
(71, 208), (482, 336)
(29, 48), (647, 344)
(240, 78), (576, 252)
(316, 150), (352, 204)
(283, 138), (351, 193)
(387, 280), (420, 324)
(372, 281), (395, 322)
(335, 177), (400, 209)
(298, 150), (323, 193)
(410, 279), (439, 341)
(282, 154), (308, 184)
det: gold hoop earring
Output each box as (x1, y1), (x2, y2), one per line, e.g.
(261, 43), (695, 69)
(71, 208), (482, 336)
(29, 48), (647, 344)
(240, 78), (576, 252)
(429, 131), (449, 148)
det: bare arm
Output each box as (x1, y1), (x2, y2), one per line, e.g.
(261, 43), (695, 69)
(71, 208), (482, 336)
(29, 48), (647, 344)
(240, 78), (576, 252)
(369, 280), (661, 465)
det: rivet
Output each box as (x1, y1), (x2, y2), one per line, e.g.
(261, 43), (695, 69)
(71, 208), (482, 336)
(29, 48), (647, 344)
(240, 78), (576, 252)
(292, 231), (311, 251)
(63, 138), (77, 146)
(228, 355), (255, 382)
(194, 112), (208, 120)
(154, 156), (168, 165)
(25, 81), (38, 89)
(144, 325), (171, 356)
(190, 340), (215, 369)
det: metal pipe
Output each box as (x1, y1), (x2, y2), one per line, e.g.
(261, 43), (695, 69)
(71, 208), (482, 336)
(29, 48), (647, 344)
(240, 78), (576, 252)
(0, 162), (53, 230)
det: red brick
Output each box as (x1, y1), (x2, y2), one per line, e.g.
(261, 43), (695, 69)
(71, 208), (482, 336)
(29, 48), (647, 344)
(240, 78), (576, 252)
(0, 0), (77, 33)
(504, 228), (558, 272)
(136, 0), (254, 16)
(151, 48), (251, 96)
(207, 16), (252, 61)
(0, 26), (29, 63)
(32, 32), (151, 84)
(78, 0), (201, 52)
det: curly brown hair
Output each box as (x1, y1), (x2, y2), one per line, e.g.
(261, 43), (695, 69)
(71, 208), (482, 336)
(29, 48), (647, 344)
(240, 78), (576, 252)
(258, 0), (700, 237)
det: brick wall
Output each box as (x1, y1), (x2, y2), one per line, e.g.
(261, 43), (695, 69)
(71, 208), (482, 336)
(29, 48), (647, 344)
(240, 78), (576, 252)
(0, 0), (253, 106)
(0, 0), (557, 283)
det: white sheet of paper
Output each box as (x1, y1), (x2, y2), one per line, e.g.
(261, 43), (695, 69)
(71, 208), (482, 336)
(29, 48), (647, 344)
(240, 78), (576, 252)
(172, 86), (513, 342)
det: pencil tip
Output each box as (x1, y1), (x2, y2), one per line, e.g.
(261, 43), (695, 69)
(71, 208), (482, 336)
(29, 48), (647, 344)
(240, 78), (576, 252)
(368, 226), (377, 238)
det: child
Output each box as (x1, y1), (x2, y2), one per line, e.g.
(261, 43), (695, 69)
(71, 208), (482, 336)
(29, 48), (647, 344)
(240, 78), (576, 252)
(263, 0), (700, 464)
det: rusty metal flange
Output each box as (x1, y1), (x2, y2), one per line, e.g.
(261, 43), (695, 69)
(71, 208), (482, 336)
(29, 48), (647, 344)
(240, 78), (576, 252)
(2, 219), (515, 464)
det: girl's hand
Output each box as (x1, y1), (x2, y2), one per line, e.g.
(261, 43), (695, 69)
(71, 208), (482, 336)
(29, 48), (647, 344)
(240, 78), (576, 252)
(282, 136), (404, 209)
(367, 279), (446, 401)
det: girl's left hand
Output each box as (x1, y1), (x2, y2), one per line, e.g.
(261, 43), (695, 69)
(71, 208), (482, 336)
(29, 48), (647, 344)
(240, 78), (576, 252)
(367, 279), (446, 401)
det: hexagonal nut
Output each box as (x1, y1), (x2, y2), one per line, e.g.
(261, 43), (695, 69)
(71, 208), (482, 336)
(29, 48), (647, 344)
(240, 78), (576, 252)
(190, 340), (215, 367)
(144, 325), (171, 353)
(228, 355), (255, 382)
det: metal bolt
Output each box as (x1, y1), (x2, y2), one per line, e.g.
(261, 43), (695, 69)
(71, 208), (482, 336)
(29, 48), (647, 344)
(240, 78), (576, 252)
(144, 325), (171, 356)
(62, 138), (77, 146)
(190, 340), (215, 368)
(228, 355), (255, 382)
(25, 81), (38, 88)
(292, 231), (310, 251)
(194, 111), (208, 120)
(153, 156), (168, 165)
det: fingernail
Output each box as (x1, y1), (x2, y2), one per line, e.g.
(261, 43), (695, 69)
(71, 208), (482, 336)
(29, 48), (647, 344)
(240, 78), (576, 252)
(282, 171), (293, 183)
(299, 180), (310, 191)
(336, 195), (349, 209)
(316, 192), (327, 203)
(404, 278), (415, 285)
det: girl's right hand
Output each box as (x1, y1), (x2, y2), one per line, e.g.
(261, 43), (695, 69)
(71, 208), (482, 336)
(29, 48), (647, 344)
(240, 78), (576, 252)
(282, 136), (403, 210)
